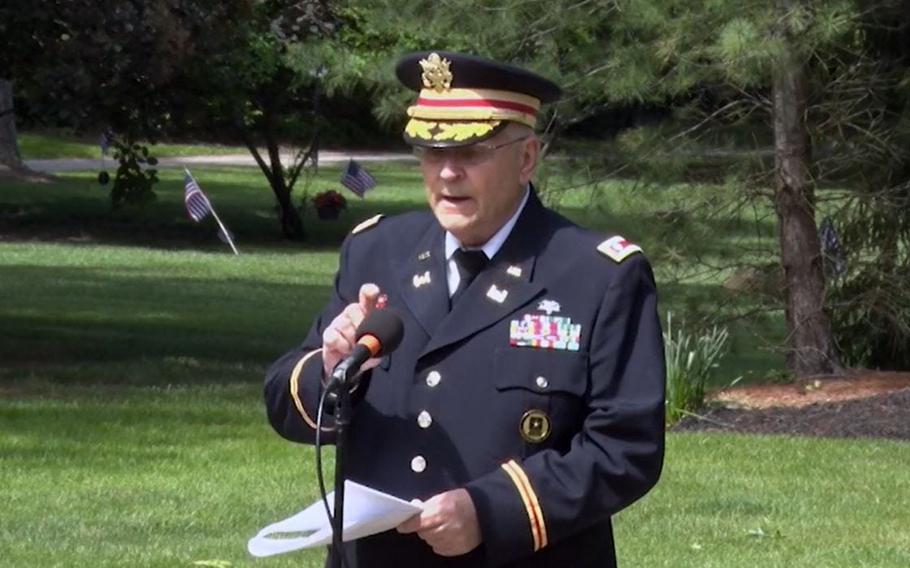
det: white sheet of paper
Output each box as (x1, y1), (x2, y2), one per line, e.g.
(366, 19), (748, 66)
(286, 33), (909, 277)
(247, 481), (423, 558)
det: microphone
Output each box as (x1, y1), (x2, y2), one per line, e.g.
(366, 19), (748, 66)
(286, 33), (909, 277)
(330, 309), (404, 385)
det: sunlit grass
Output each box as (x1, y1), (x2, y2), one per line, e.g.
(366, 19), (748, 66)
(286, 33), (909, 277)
(19, 131), (247, 160)
(0, 241), (335, 384)
(1, 162), (785, 383)
(0, 163), (904, 567)
(617, 434), (910, 567)
(0, 384), (328, 568)
(1, 385), (906, 567)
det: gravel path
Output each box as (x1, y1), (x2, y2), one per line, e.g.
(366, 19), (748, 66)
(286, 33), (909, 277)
(25, 150), (414, 173)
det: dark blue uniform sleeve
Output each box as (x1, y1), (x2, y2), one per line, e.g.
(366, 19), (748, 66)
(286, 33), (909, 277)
(465, 255), (665, 566)
(263, 235), (367, 444)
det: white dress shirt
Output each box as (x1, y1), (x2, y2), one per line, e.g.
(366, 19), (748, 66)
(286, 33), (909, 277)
(444, 186), (530, 297)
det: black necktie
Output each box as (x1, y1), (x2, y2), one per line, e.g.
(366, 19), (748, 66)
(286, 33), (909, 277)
(451, 248), (489, 306)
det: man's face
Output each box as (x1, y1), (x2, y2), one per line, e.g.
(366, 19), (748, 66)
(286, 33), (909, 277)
(419, 125), (540, 247)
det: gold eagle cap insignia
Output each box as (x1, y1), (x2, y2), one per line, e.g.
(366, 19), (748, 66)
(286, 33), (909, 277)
(419, 53), (453, 92)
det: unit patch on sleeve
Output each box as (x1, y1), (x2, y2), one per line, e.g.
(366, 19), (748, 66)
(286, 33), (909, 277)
(597, 235), (642, 263)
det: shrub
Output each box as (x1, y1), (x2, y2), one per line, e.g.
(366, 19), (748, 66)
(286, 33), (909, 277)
(827, 189), (910, 370)
(664, 312), (730, 426)
(105, 136), (159, 209)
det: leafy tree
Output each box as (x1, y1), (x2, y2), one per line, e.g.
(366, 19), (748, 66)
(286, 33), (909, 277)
(0, 0), (247, 197)
(4, 0), (906, 369)
(819, 2), (910, 369)
(190, 0), (341, 240)
(1, 0), (333, 235)
(341, 0), (910, 376)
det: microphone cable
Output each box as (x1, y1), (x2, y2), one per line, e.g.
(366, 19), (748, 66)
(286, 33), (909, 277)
(313, 307), (403, 568)
(315, 379), (350, 568)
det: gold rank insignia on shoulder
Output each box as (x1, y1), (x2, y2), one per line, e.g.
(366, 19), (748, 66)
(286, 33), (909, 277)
(597, 235), (643, 263)
(419, 53), (453, 92)
(351, 214), (384, 235)
(520, 409), (551, 443)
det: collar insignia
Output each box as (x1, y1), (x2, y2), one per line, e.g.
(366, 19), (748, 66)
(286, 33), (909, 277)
(486, 285), (508, 303)
(413, 271), (432, 288)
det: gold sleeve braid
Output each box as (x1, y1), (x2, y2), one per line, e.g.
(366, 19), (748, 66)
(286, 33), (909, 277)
(289, 348), (329, 430)
(501, 459), (548, 551)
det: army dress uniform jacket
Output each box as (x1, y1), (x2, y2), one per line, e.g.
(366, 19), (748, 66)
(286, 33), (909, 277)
(264, 191), (665, 567)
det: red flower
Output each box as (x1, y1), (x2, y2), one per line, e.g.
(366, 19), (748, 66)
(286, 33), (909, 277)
(313, 190), (347, 210)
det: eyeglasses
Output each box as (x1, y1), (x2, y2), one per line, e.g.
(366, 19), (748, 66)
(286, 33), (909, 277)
(412, 136), (531, 167)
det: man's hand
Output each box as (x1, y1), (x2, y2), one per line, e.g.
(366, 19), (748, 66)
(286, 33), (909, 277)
(397, 488), (482, 557)
(322, 283), (382, 377)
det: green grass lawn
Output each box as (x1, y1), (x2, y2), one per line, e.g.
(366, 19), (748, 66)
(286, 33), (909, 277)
(621, 433), (910, 567)
(2, 384), (907, 567)
(2, 163), (891, 567)
(0, 162), (787, 382)
(19, 131), (247, 160)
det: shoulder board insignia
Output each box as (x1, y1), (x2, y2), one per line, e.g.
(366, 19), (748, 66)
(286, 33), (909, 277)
(597, 235), (642, 263)
(351, 214), (384, 235)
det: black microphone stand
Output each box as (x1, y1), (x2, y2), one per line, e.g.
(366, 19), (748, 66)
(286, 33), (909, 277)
(328, 366), (355, 568)
(320, 309), (403, 568)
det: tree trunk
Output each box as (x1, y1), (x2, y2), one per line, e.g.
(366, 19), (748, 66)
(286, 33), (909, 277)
(238, 109), (305, 241)
(275, 180), (304, 238)
(0, 79), (24, 169)
(263, 107), (305, 240)
(772, 13), (843, 377)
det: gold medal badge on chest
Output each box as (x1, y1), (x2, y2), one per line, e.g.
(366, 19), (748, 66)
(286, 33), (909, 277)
(520, 409), (551, 444)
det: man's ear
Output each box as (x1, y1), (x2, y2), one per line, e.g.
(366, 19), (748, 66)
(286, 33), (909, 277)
(518, 135), (541, 185)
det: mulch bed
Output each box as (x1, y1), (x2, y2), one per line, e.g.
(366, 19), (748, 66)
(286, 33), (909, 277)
(672, 371), (910, 441)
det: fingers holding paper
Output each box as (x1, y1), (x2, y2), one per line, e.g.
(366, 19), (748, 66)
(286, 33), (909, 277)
(396, 488), (482, 557)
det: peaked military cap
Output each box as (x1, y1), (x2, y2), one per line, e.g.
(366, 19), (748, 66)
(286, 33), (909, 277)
(395, 51), (561, 147)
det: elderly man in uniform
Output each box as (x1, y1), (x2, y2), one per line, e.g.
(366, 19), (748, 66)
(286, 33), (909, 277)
(264, 51), (665, 567)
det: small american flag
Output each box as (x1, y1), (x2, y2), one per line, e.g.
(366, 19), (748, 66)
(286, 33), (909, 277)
(100, 130), (112, 156)
(819, 217), (847, 277)
(340, 159), (376, 197)
(184, 173), (213, 222)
